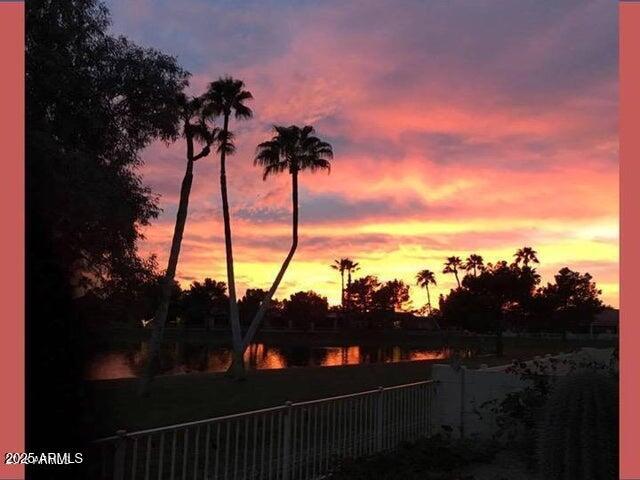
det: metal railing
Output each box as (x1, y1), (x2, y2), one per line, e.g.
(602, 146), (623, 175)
(88, 380), (435, 480)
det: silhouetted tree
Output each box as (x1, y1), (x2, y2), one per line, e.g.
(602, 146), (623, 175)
(537, 267), (603, 337)
(347, 276), (410, 315)
(344, 259), (360, 302)
(235, 125), (333, 374)
(347, 275), (381, 313)
(28, 0), (188, 294)
(463, 254), (484, 277)
(181, 279), (228, 326)
(283, 291), (329, 330)
(514, 246), (539, 267)
(331, 259), (348, 306)
(416, 269), (437, 312)
(27, 0), (189, 464)
(331, 258), (360, 307)
(90, 256), (182, 326)
(443, 256), (463, 287)
(442, 262), (540, 355)
(140, 94), (217, 395)
(238, 288), (283, 327)
(204, 76), (253, 377)
(373, 280), (411, 312)
(239, 288), (267, 325)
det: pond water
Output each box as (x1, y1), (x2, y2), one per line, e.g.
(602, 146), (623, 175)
(86, 342), (474, 380)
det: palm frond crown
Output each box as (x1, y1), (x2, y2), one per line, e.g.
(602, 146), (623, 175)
(204, 76), (253, 119)
(255, 125), (333, 180)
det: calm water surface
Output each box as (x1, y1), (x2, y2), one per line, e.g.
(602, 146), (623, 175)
(86, 342), (473, 380)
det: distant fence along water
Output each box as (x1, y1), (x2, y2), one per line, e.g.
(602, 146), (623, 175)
(90, 380), (435, 480)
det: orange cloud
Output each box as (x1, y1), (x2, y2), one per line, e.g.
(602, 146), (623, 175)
(105, 0), (618, 307)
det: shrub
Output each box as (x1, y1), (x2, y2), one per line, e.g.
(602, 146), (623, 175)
(537, 371), (618, 480)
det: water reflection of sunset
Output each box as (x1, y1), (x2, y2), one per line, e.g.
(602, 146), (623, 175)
(322, 347), (361, 367)
(86, 352), (136, 380)
(409, 350), (449, 361)
(85, 342), (462, 380)
(245, 344), (287, 370)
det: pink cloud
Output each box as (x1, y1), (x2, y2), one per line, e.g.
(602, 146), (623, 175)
(104, 0), (618, 306)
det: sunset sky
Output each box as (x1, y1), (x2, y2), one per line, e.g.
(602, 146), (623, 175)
(105, 0), (619, 308)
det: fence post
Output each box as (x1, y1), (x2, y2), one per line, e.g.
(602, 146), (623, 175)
(376, 386), (384, 452)
(113, 430), (127, 480)
(282, 401), (293, 480)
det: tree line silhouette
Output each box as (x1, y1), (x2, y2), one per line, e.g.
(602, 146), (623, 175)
(78, 246), (607, 355)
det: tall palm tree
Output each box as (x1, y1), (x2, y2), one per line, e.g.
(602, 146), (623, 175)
(331, 258), (350, 306)
(238, 125), (333, 362)
(443, 256), (463, 288)
(514, 247), (539, 267)
(204, 76), (253, 376)
(415, 269), (437, 313)
(139, 95), (216, 395)
(463, 254), (484, 277)
(342, 258), (359, 307)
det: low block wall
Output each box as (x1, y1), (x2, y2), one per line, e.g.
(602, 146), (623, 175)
(431, 347), (616, 439)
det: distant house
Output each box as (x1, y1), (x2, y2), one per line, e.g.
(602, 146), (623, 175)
(590, 308), (619, 336)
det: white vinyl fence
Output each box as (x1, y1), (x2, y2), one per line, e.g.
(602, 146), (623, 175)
(89, 380), (435, 480)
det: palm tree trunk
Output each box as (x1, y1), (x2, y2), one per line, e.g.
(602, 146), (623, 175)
(426, 286), (431, 313)
(139, 154), (194, 396)
(347, 270), (352, 309)
(233, 169), (299, 359)
(340, 271), (345, 307)
(454, 270), (460, 288)
(219, 113), (244, 378)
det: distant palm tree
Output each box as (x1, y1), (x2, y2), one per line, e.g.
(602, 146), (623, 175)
(139, 95), (216, 396)
(238, 125), (333, 364)
(463, 254), (484, 277)
(443, 256), (463, 288)
(204, 76), (253, 377)
(331, 258), (351, 306)
(514, 247), (539, 267)
(342, 259), (360, 306)
(416, 269), (437, 313)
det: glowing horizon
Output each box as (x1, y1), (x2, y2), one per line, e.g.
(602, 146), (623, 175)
(106, 0), (619, 308)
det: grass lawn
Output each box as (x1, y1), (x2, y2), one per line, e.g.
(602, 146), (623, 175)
(84, 336), (615, 439)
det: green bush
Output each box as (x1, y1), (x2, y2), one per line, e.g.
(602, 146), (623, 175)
(537, 371), (618, 480)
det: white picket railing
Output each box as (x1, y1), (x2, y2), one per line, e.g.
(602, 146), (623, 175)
(89, 380), (435, 480)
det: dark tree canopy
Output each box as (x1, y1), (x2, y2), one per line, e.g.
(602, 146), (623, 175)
(347, 275), (381, 313)
(438, 253), (604, 335)
(536, 267), (603, 332)
(372, 279), (411, 312)
(440, 262), (541, 332)
(181, 279), (228, 326)
(26, 0), (189, 459)
(27, 0), (189, 290)
(347, 276), (411, 313)
(239, 288), (282, 326)
(283, 291), (329, 329)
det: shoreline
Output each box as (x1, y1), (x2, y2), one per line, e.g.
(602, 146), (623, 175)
(84, 335), (616, 438)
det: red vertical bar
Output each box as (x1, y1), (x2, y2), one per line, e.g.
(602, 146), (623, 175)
(620, 2), (640, 479)
(0, 2), (25, 480)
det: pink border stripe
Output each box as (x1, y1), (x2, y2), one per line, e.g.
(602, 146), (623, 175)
(620, 2), (640, 479)
(0, 2), (25, 480)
